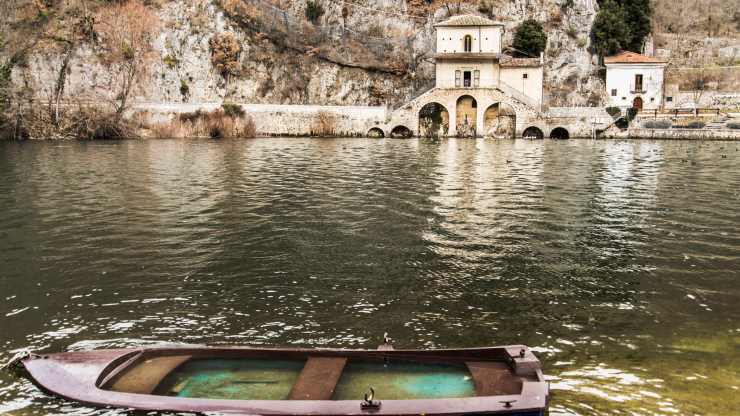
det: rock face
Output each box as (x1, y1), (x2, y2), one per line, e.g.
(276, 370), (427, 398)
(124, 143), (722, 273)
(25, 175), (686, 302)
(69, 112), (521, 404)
(7, 0), (606, 110)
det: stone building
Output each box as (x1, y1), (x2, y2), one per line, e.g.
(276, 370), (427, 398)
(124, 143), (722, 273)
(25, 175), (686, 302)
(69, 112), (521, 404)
(367, 14), (612, 139)
(605, 51), (668, 111)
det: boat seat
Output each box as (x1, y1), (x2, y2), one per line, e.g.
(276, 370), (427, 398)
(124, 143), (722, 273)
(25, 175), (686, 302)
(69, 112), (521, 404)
(288, 356), (347, 400)
(466, 361), (523, 396)
(109, 355), (191, 394)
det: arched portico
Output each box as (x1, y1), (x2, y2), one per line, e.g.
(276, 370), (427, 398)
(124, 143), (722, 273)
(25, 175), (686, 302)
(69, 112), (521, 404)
(483, 102), (516, 139)
(418, 102), (449, 138)
(456, 95), (477, 137)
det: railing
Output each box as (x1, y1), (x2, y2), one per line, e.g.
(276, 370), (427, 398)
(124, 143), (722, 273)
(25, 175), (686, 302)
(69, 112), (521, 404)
(639, 108), (722, 118)
(497, 80), (540, 111)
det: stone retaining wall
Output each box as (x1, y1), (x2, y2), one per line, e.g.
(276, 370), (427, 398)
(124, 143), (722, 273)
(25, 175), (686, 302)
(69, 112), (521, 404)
(132, 103), (387, 136)
(626, 128), (740, 140)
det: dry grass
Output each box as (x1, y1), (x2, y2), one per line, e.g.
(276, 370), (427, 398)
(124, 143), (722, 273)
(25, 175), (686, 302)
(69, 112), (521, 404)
(311, 111), (336, 136)
(12, 103), (136, 140)
(150, 108), (256, 139)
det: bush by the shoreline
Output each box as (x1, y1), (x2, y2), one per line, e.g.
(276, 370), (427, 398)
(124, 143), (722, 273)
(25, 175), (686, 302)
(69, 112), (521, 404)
(643, 119), (672, 129)
(148, 106), (256, 139)
(4, 104), (137, 140)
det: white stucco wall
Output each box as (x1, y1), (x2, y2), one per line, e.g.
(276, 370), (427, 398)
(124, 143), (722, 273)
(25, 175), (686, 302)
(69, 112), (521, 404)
(605, 63), (666, 110)
(436, 26), (502, 53)
(500, 66), (544, 106)
(435, 61), (498, 88)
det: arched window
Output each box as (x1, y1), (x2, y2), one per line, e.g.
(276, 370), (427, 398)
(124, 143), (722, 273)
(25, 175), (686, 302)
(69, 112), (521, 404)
(464, 35), (472, 52)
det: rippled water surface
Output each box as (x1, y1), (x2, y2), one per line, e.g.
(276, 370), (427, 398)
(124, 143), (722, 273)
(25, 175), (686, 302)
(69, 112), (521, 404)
(0, 138), (738, 415)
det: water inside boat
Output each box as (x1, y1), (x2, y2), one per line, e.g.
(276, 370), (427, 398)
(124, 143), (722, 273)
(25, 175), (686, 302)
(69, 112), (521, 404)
(332, 361), (475, 400)
(155, 359), (304, 400)
(109, 357), (479, 400)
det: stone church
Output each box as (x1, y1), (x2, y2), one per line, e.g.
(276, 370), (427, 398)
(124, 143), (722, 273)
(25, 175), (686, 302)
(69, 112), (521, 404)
(380, 14), (546, 138)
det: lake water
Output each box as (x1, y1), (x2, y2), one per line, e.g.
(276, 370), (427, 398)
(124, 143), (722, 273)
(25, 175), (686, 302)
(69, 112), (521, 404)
(0, 138), (738, 415)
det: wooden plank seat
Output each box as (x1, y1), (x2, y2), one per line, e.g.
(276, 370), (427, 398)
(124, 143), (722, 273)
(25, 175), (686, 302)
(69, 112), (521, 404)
(288, 356), (347, 400)
(465, 361), (523, 396)
(110, 355), (191, 394)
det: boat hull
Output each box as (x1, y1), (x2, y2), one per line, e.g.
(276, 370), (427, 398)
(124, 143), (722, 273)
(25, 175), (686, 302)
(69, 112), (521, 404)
(21, 345), (548, 415)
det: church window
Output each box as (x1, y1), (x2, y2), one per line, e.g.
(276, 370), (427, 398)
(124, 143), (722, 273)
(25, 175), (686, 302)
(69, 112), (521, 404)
(455, 70), (461, 87)
(523, 73), (528, 79)
(611, 89), (617, 96)
(474, 70), (480, 87)
(464, 35), (472, 52)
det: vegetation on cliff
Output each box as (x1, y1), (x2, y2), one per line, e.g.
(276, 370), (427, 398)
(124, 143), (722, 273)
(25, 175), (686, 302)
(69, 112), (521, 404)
(592, 0), (652, 57)
(512, 19), (548, 57)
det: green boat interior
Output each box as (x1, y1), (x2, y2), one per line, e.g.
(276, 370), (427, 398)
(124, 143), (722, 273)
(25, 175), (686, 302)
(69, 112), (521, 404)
(104, 354), (525, 401)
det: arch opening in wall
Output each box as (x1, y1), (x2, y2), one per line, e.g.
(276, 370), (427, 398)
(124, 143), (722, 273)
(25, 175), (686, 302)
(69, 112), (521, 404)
(456, 95), (477, 137)
(418, 102), (449, 138)
(390, 125), (413, 138)
(483, 102), (516, 139)
(550, 127), (570, 140)
(463, 35), (472, 52)
(522, 126), (544, 140)
(367, 127), (385, 138)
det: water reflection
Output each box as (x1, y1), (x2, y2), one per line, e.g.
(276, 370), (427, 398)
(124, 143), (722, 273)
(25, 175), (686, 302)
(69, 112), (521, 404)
(0, 138), (738, 415)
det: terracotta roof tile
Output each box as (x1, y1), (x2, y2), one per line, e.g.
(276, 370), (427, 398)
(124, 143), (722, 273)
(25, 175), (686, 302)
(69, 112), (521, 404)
(434, 14), (504, 27)
(604, 51), (667, 64)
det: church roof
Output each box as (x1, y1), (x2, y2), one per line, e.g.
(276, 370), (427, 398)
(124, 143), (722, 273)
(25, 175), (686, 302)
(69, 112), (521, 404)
(604, 51), (666, 64)
(434, 14), (504, 27)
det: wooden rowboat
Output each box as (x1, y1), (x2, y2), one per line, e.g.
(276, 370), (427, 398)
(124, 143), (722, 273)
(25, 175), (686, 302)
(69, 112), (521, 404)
(16, 343), (548, 415)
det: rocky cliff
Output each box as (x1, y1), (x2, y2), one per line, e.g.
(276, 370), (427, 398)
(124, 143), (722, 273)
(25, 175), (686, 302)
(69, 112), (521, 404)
(2, 0), (610, 115)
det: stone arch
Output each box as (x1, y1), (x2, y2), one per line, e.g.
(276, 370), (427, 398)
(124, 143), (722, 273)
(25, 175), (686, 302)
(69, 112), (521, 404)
(456, 95), (477, 137)
(367, 127), (385, 138)
(483, 102), (517, 139)
(522, 126), (544, 139)
(418, 102), (449, 138)
(390, 125), (413, 138)
(550, 127), (570, 140)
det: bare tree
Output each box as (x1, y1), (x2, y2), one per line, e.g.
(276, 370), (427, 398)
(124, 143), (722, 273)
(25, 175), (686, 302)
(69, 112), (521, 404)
(95, 0), (160, 119)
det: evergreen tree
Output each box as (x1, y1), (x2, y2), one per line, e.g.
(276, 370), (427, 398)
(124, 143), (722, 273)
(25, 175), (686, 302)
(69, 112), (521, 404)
(512, 19), (548, 57)
(591, 0), (652, 57)
(622, 0), (652, 52)
(591, 0), (630, 57)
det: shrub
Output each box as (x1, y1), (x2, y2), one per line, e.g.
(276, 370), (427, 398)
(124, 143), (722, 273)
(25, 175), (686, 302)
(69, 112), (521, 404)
(209, 33), (242, 78)
(606, 106), (622, 118)
(478, 0), (496, 16)
(180, 79), (190, 98)
(163, 55), (178, 69)
(512, 19), (547, 57)
(15, 104), (136, 140)
(626, 107), (638, 122)
(312, 111), (336, 136)
(643, 119), (671, 129)
(221, 103), (245, 118)
(158, 109), (255, 139)
(566, 25), (578, 39)
(683, 121), (706, 129)
(305, 1), (324, 24)
(728, 122), (740, 129)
